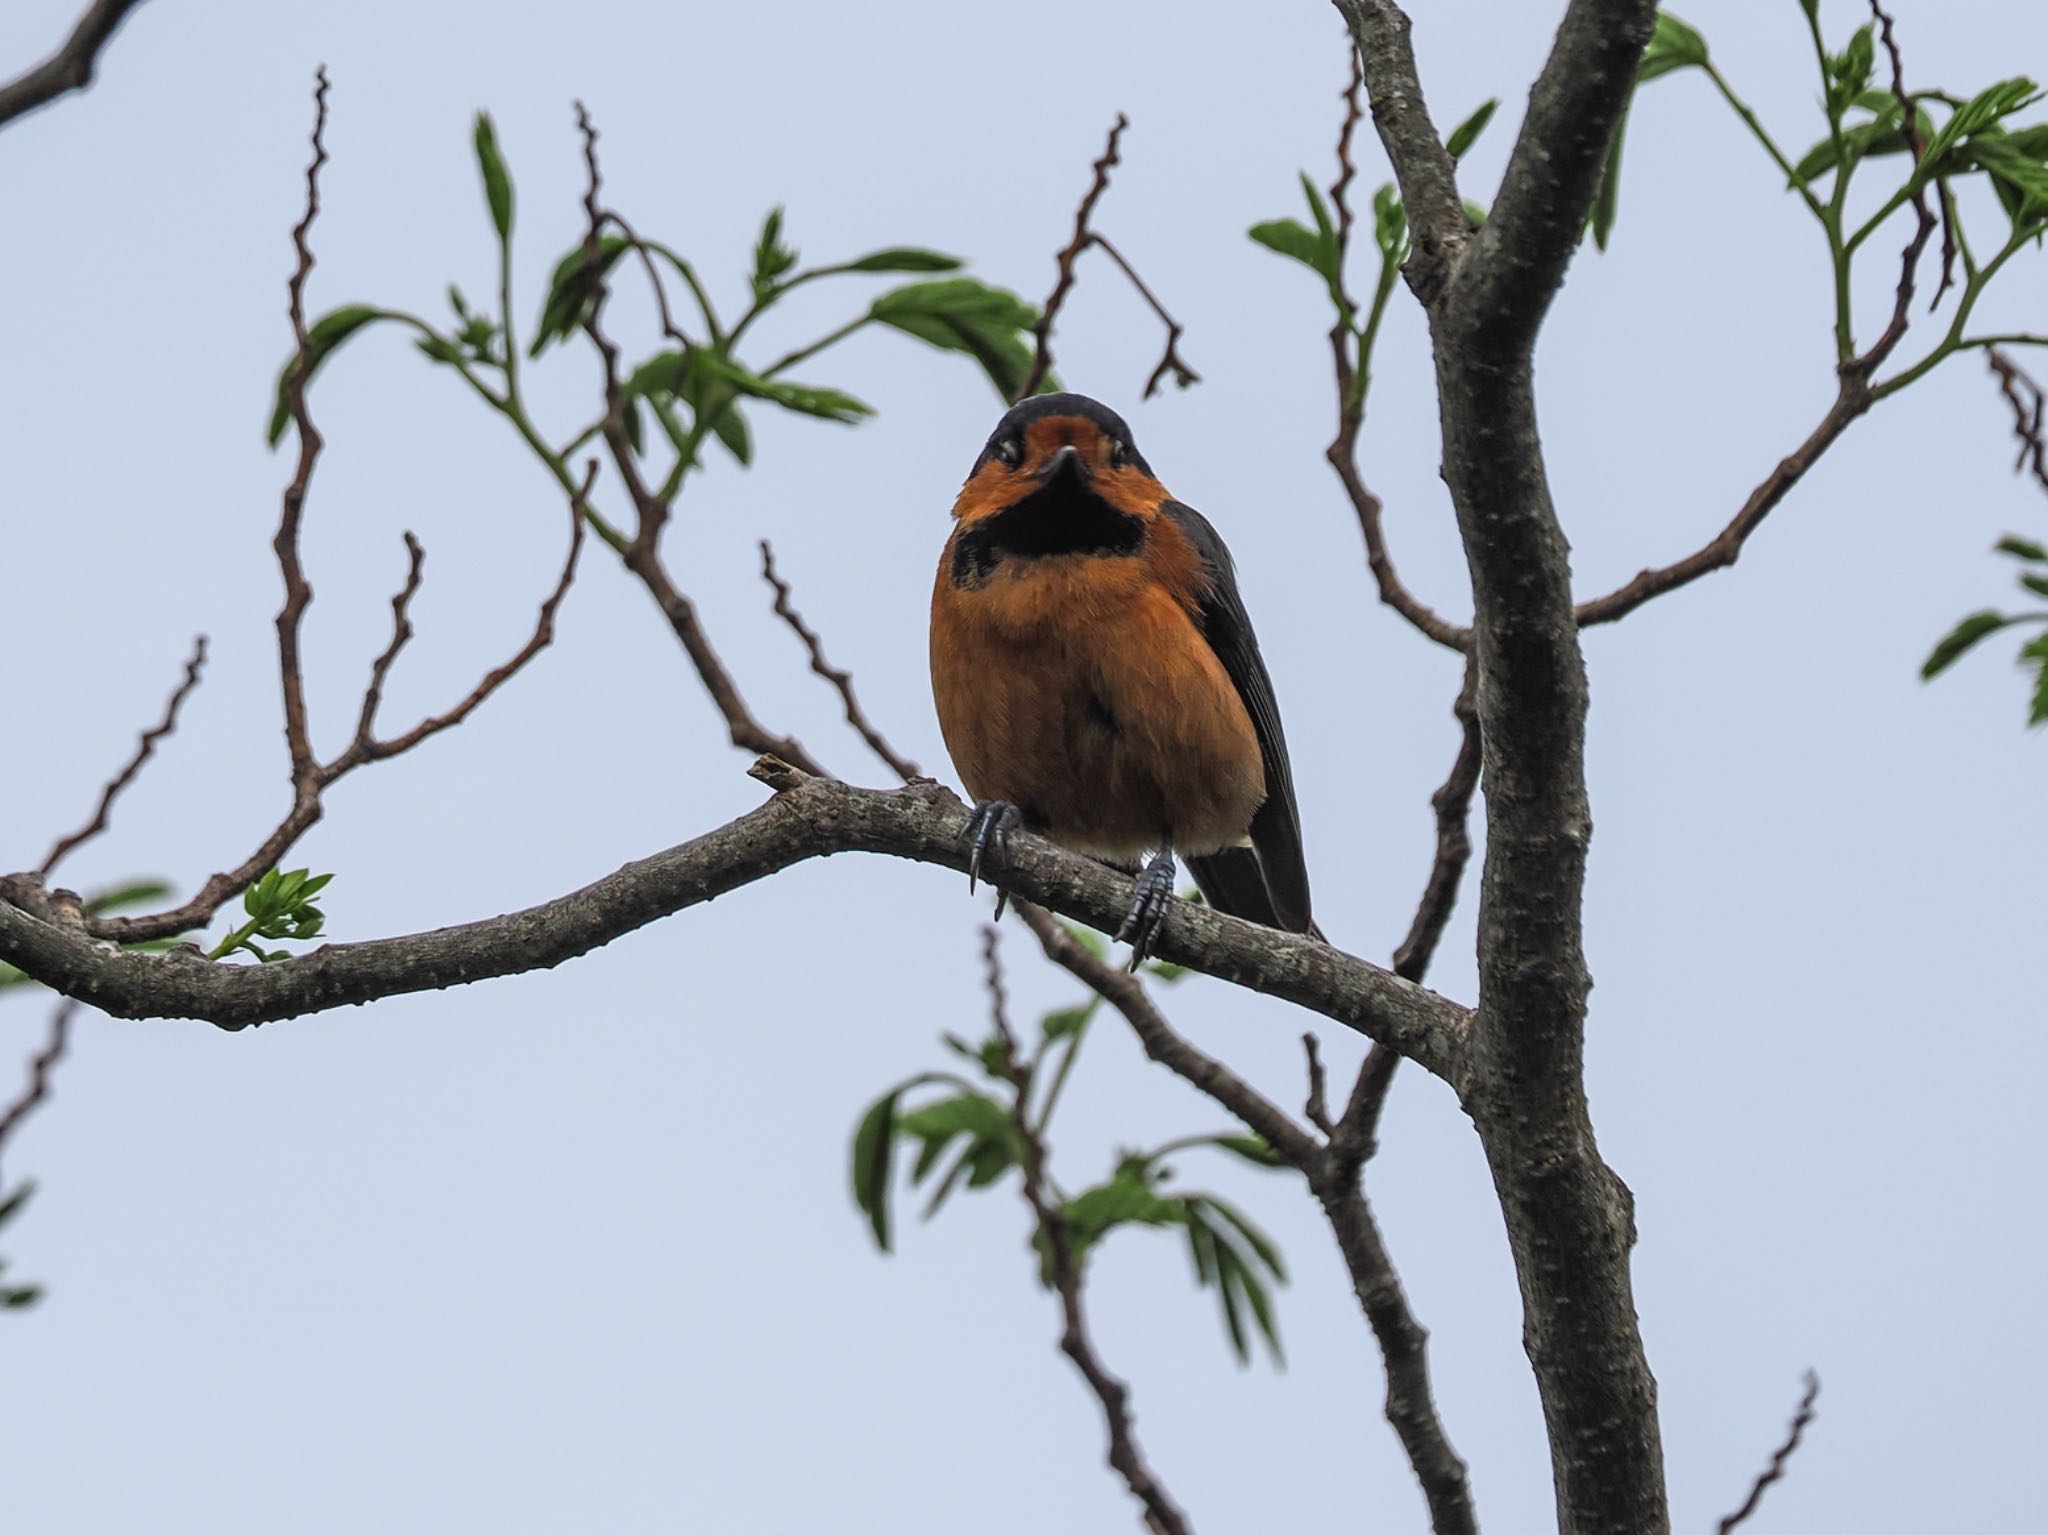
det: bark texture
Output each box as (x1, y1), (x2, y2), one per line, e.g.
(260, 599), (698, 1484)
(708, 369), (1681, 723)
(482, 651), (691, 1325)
(1335, 2), (1669, 1531)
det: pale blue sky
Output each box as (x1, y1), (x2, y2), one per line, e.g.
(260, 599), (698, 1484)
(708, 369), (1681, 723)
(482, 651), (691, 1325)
(4, 1), (2043, 1530)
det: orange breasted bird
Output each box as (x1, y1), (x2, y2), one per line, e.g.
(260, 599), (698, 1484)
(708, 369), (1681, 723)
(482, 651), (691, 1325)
(929, 392), (1315, 963)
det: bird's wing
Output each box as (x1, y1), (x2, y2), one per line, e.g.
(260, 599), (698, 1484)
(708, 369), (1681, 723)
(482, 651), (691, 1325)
(1159, 500), (1315, 934)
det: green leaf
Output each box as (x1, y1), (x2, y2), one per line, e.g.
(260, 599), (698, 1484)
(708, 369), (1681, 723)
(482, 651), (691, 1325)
(1922, 610), (2020, 678)
(1824, 25), (1874, 114)
(1296, 172), (1332, 242)
(1247, 217), (1329, 273)
(1791, 104), (1922, 188)
(1205, 1134), (1289, 1170)
(869, 278), (1045, 400)
(2020, 574), (2048, 600)
(1372, 184), (1407, 260)
(707, 399), (752, 465)
(2024, 633), (2048, 726)
(1998, 535), (2048, 562)
(851, 1090), (902, 1251)
(1040, 1004), (1094, 1043)
(689, 351), (873, 424)
(897, 1091), (1015, 1146)
(1444, 98), (1499, 162)
(472, 111), (515, 242)
(1194, 1193), (1288, 1280)
(837, 247), (964, 274)
(0, 1182), (35, 1228)
(415, 334), (464, 365)
(266, 305), (386, 446)
(751, 206), (799, 299)
(1060, 922), (1108, 962)
(85, 880), (172, 916)
(1589, 96), (1631, 250)
(531, 234), (631, 357)
(1638, 10), (1708, 83)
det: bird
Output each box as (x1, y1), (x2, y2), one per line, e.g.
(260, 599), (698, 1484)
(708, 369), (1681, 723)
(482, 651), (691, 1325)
(928, 391), (1315, 965)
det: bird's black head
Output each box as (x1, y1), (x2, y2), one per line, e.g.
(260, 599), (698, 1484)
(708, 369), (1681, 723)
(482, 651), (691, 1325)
(946, 394), (1161, 585)
(969, 392), (1155, 479)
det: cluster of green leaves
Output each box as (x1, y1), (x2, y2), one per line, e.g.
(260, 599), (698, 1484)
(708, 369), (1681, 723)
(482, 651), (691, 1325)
(1602, 11), (2046, 376)
(268, 111), (1052, 525)
(205, 868), (331, 963)
(1923, 534), (2048, 725)
(1248, 100), (1495, 410)
(0, 1183), (41, 1311)
(0, 880), (180, 993)
(851, 927), (1289, 1365)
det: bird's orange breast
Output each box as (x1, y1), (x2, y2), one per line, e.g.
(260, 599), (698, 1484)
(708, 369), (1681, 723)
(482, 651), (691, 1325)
(929, 531), (1265, 861)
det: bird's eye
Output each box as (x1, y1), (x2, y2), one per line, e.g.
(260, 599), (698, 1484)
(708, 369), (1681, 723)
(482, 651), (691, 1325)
(995, 436), (1022, 467)
(1107, 439), (1128, 468)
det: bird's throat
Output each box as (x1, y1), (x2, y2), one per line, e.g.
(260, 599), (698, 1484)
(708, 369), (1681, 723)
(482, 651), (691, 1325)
(949, 479), (1143, 587)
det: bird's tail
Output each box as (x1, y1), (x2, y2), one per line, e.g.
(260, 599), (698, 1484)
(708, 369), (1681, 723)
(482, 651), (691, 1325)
(1186, 847), (1318, 939)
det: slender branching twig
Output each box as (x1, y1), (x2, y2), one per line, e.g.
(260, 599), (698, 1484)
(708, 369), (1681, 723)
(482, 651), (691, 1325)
(759, 541), (921, 781)
(39, 636), (207, 878)
(981, 928), (1193, 1535)
(1716, 1372), (1821, 1534)
(0, 1003), (77, 1173)
(1016, 114), (1199, 404)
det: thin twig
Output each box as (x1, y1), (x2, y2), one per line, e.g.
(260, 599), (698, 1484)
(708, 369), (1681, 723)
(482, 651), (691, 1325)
(1317, 661), (1482, 1535)
(337, 466), (591, 768)
(0, 1003), (76, 1172)
(1015, 115), (1198, 405)
(759, 541), (921, 781)
(0, 0), (151, 131)
(1988, 349), (2048, 493)
(981, 926), (1194, 1535)
(349, 534), (426, 751)
(1017, 904), (1320, 1166)
(1332, 656), (1478, 1164)
(275, 67), (332, 798)
(1087, 236), (1200, 398)
(1853, 1), (1940, 377)
(1575, 380), (1872, 626)
(1302, 1034), (1335, 1137)
(1323, 50), (1469, 653)
(89, 455), (594, 944)
(1717, 1372), (1821, 1533)
(39, 635), (207, 878)
(570, 103), (830, 780)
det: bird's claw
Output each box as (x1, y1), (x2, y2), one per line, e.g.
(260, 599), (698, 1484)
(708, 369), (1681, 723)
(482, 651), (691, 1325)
(965, 800), (1022, 898)
(1115, 851), (1177, 970)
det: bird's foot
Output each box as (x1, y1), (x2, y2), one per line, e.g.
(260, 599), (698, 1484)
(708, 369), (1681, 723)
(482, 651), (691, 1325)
(1115, 850), (1178, 970)
(965, 800), (1022, 899)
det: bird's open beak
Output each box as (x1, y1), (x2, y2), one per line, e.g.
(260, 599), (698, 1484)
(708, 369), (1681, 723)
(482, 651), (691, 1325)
(1034, 443), (1090, 483)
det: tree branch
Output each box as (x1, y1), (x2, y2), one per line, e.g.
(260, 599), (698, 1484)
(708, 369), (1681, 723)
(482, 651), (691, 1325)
(1716, 1372), (1820, 1534)
(1449, 0), (1659, 354)
(0, 767), (1471, 1079)
(571, 104), (831, 779)
(1575, 378), (1872, 627)
(0, 0), (150, 131)
(1343, 2), (1670, 1529)
(38, 635), (207, 878)
(1323, 46), (1471, 652)
(983, 929), (1193, 1535)
(1015, 904), (1320, 1168)
(1988, 348), (2048, 494)
(1328, 2), (1470, 303)
(758, 540), (921, 781)
(1016, 114), (1198, 403)
(0, 1003), (76, 1173)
